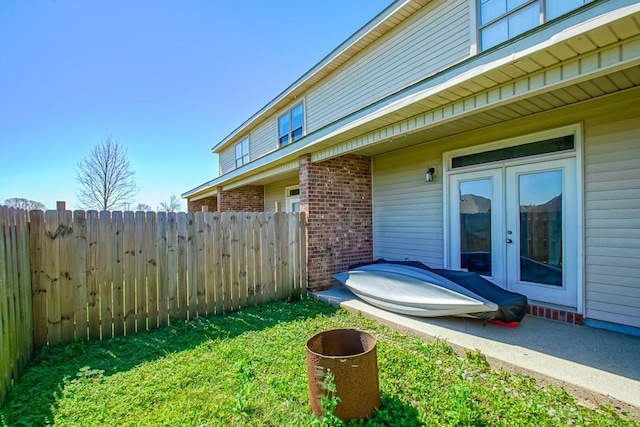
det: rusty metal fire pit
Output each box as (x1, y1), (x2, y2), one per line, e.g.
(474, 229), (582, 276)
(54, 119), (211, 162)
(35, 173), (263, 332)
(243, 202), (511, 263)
(306, 328), (381, 421)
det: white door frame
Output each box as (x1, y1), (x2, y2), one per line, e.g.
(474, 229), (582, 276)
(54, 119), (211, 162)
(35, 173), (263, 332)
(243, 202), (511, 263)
(285, 186), (300, 212)
(443, 124), (584, 312)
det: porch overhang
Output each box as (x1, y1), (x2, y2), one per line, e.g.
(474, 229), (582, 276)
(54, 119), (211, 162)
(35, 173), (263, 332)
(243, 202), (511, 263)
(183, 0), (640, 200)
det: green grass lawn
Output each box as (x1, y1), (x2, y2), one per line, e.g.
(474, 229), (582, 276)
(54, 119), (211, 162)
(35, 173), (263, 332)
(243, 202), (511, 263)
(1, 298), (637, 426)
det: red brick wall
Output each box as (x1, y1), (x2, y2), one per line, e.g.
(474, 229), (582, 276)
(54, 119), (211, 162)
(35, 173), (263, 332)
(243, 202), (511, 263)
(218, 185), (265, 212)
(299, 154), (373, 290)
(187, 196), (218, 213)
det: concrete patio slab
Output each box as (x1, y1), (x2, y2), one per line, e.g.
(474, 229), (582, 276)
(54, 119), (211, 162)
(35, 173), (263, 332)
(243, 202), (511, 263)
(312, 286), (640, 418)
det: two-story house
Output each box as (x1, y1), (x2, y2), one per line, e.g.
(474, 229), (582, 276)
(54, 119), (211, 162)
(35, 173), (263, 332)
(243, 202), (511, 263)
(183, 0), (640, 335)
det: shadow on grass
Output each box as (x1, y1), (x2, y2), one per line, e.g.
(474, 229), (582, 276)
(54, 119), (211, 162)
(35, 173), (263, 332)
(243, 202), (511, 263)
(0, 298), (339, 426)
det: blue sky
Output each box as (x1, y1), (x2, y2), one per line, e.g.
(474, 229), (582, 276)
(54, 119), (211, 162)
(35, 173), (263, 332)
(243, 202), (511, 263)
(0, 0), (392, 211)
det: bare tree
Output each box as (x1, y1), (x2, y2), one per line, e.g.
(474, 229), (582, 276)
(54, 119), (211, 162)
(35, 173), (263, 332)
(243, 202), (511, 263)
(76, 137), (138, 210)
(136, 203), (153, 211)
(158, 195), (182, 212)
(3, 197), (46, 210)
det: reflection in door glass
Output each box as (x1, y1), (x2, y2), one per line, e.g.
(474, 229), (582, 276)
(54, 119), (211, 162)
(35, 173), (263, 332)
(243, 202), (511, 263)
(519, 171), (563, 286)
(459, 179), (492, 276)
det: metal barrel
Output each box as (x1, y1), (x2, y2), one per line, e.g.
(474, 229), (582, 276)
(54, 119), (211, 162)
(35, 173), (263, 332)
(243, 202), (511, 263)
(306, 328), (381, 421)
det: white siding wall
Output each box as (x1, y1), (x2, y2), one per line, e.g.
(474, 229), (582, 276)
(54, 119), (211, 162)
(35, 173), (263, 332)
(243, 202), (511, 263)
(264, 176), (299, 212)
(306, 0), (471, 133)
(372, 147), (444, 267)
(584, 105), (640, 328)
(218, 0), (472, 176)
(219, 121), (278, 176)
(372, 91), (640, 328)
(251, 120), (278, 160)
(219, 146), (236, 175)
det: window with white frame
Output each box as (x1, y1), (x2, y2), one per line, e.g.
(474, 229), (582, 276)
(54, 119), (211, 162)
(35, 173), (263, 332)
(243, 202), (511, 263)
(235, 137), (249, 168)
(278, 103), (304, 146)
(479, 0), (594, 51)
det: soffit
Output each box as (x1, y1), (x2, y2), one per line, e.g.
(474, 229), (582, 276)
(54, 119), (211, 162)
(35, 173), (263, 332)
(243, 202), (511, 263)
(350, 66), (640, 157)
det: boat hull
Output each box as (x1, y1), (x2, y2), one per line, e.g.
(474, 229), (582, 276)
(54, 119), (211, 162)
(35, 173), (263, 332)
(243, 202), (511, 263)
(333, 260), (528, 322)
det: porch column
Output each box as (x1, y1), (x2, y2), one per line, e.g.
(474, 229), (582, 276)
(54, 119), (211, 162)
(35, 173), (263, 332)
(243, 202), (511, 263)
(299, 153), (373, 291)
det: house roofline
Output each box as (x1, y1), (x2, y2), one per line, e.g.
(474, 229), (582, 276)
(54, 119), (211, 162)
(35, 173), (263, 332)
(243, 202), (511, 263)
(184, 0), (640, 200)
(210, 0), (428, 154)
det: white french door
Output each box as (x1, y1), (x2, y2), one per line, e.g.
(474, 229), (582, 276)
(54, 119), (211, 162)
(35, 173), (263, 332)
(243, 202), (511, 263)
(449, 158), (578, 308)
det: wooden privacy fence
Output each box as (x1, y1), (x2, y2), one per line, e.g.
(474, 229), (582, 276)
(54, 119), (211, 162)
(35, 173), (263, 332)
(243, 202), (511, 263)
(28, 210), (307, 348)
(0, 207), (33, 404)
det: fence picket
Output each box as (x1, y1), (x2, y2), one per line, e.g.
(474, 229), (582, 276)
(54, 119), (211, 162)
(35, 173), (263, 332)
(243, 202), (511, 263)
(44, 210), (62, 345)
(146, 212), (158, 330)
(299, 212), (308, 297)
(221, 212), (232, 314)
(212, 213), (223, 316)
(59, 210), (75, 343)
(16, 210), (33, 369)
(135, 211), (147, 332)
(124, 211), (136, 334)
(87, 211), (101, 340)
(167, 213), (178, 322)
(0, 208), (11, 398)
(195, 213), (206, 316)
(29, 210), (47, 347)
(289, 213), (298, 300)
(177, 212), (188, 321)
(156, 212), (168, 327)
(264, 213), (275, 302)
(203, 213), (215, 315)
(99, 211), (113, 340)
(73, 211), (88, 341)
(112, 211), (125, 337)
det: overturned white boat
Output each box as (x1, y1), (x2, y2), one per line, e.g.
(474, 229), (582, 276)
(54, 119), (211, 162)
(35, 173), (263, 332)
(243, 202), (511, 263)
(333, 260), (527, 324)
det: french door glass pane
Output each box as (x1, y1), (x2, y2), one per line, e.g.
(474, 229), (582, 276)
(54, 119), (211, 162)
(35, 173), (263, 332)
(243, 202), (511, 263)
(518, 170), (563, 286)
(459, 179), (493, 276)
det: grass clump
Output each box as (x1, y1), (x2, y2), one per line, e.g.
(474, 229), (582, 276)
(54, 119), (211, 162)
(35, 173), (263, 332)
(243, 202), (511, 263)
(1, 298), (637, 426)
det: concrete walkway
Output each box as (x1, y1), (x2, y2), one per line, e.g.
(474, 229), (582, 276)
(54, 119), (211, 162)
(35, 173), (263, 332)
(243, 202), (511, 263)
(313, 286), (640, 417)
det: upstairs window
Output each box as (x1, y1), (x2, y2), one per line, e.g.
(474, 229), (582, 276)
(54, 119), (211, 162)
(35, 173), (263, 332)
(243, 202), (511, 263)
(235, 137), (249, 168)
(479, 0), (594, 51)
(278, 103), (304, 146)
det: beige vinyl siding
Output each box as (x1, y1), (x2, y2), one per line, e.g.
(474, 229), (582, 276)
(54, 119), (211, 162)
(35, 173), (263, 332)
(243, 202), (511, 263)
(264, 176), (299, 212)
(219, 145), (236, 175)
(372, 147), (444, 266)
(251, 120), (278, 160)
(584, 105), (640, 328)
(306, 0), (470, 133)
(219, 120), (279, 176)
(372, 90), (640, 327)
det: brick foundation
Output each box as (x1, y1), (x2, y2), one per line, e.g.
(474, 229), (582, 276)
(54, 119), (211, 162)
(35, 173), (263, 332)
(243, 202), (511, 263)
(187, 196), (218, 213)
(527, 304), (584, 325)
(218, 185), (265, 212)
(299, 154), (373, 290)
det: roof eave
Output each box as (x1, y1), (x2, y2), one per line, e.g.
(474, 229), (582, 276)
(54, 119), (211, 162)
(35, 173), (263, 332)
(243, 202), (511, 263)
(210, 0), (428, 154)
